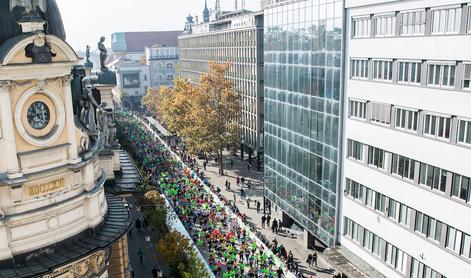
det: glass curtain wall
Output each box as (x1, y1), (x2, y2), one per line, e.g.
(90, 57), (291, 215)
(264, 0), (343, 246)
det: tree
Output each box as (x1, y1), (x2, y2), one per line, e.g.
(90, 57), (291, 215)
(156, 230), (192, 276)
(146, 62), (240, 175)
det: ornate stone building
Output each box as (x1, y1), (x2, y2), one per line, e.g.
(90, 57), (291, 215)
(0, 1), (134, 277)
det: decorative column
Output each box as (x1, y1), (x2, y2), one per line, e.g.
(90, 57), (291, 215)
(0, 81), (21, 178)
(61, 76), (80, 163)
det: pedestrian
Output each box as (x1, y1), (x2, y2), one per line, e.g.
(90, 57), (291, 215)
(135, 219), (141, 232)
(131, 267), (135, 278)
(277, 267), (283, 278)
(247, 180), (252, 190)
(236, 176), (240, 186)
(247, 198), (251, 208)
(272, 218), (278, 233)
(261, 215), (266, 228)
(233, 193), (237, 203)
(203, 161), (207, 171)
(266, 215), (271, 227)
(157, 268), (163, 278)
(151, 266), (158, 278)
(230, 159), (234, 168)
(307, 254), (313, 267)
(241, 176), (245, 184)
(256, 200), (261, 213)
(278, 219), (283, 232)
(313, 252), (318, 267)
(138, 248), (144, 264)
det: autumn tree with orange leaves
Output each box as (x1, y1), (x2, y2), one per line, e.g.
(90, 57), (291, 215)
(144, 62), (240, 175)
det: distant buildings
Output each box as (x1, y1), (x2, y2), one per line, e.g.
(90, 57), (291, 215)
(111, 31), (181, 108)
(179, 9), (265, 168)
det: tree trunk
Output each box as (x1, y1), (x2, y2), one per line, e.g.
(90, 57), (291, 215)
(219, 149), (224, 176)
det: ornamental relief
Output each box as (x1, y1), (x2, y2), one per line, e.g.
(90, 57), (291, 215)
(39, 248), (111, 278)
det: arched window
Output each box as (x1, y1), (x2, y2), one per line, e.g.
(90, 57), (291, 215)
(166, 63), (174, 69)
(167, 75), (174, 82)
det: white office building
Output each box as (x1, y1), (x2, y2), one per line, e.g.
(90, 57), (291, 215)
(339, 0), (471, 277)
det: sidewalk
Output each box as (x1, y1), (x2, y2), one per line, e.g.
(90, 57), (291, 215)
(195, 152), (336, 278)
(127, 196), (164, 278)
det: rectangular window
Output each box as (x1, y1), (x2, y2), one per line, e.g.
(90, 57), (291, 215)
(348, 140), (363, 161)
(423, 113), (451, 140)
(398, 204), (410, 226)
(398, 61), (422, 84)
(391, 154), (416, 180)
(374, 14), (397, 37)
(419, 163), (448, 192)
(349, 100), (367, 119)
(351, 59), (369, 79)
(352, 17), (371, 38)
(415, 212), (443, 241)
(451, 173), (471, 203)
(410, 258), (443, 278)
(463, 64), (471, 89)
(400, 10), (426, 36)
(370, 102), (391, 125)
(346, 179), (364, 200)
(395, 108), (418, 132)
(368, 146), (386, 169)
(365, 188), (374, 207)
(427, 63), (456, 88)
(458, 119), (471, 145)
(385, 243), (405, 272)
(373, 60), (393, 81)
(431, 7), (462, 35)
(374, 192), (386, 213)
(388, 198), (398, 220)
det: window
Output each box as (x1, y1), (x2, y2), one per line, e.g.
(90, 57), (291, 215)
(400, 10), (426, 36)
(410, 258), (443, 278)
(345, 218), (360, 243)
(419, 163), (448, 192)
(423, 114), (451, 139)
(352, 17), (371, 38)
(398, 203), (411, 226)
(463, 64), (471, 89)
(348, 140), (363, 161)
(351, 59), (369, 79)
(392, 154), (416, 180)
(431, 7), (462, 35)
(370, 103), (391, 125)
(373, 60), (393, 81)
(365, 188), (374, 207)
(468, 7), (471, 33)
(374, 192), (386, 213)
(368, 146), (386, 169)
(458, 120), (471, 145)
(374, 14), (396, 37)
(398, 61), (422, 84)
(346, 179), (364, 200)
(415, 212), (442, 241)
(427, 63), (456, 88)
(349, 100), (367, 119)
(451, 174), (471, 203)
(446, 226), (471, 259)
(385, 243), (405, 272)
(395, 108), (418, 131)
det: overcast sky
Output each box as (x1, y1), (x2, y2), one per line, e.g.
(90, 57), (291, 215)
(56, 0), (260, 52)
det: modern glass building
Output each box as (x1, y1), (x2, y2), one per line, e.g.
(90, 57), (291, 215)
(263, 0), (343, 246)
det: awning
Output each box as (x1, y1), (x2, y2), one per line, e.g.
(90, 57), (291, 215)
(324, 246), (387, 278)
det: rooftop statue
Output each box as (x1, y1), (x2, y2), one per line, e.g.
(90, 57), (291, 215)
(98, 36), (107, 71)
(10, 0), (47, 16)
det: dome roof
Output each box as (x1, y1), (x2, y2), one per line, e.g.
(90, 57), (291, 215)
(0, 0), (66, 47)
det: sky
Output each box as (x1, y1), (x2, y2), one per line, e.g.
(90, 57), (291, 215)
(56, 0), (260, 52)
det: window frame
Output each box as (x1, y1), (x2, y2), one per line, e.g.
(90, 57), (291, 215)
(367, 146), (386, 170)
(462, 63), (471, 90)
(451, 173), (471, 203)
(351, 59), (369, 79)
(427, 62), (456, 88)
(457, 118), (471, 145)
(397, 60), (422, 85)
(352, 16), (372, 38)
(372, 59), (394, 82)
(395, 107), (419, 132)
(349, 99), (368, 120)
(431, 6), (463, 35)
(422, 113), (452, 140)
(399, 10), (426, 36)
(373, 13), (397, 37)
(391, 153), (416, 180)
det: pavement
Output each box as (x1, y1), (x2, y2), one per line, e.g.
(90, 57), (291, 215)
(127, 196), (164, 278)
(193, 152), (336, 278)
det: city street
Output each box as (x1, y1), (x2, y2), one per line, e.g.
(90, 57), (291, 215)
(191, 153), (336, 278)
